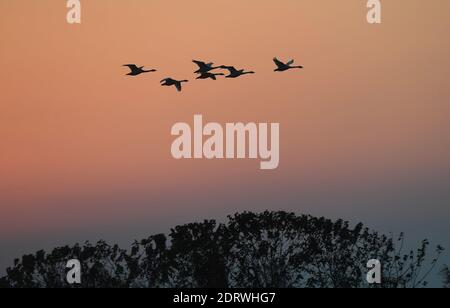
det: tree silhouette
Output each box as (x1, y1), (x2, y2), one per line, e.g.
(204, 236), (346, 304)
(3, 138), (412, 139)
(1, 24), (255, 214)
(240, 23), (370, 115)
(442, 266), (450, 288)
(127, 234), (171, 287)
(0, 276), (7, 288)
(2, 241), (128, 288)
(0, 211), (445, 288)
(168, 220), (228, 288)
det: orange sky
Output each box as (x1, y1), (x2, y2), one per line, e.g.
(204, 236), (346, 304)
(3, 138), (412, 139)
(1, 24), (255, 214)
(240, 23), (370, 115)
(1, 1), (450, 263)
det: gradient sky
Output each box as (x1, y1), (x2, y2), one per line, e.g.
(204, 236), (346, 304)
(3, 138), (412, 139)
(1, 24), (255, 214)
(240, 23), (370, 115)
(1, 0), (450, 283)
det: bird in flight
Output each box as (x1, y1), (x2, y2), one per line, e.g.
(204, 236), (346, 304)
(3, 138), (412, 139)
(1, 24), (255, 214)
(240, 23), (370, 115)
(161, 78), (189, 92)
(220, 66), (255, 78)
(193, 60), (221, 74)
(123, 64), (157, 76)
(196, 72), (225, 80)
(273, 58), (303, 72)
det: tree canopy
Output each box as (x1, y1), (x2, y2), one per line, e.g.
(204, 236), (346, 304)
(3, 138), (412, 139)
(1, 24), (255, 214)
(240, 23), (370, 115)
(0, 211), (445, 288)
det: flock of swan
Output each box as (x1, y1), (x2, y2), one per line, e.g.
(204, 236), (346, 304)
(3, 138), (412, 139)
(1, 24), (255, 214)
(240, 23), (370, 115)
(123, 58), (304, 92)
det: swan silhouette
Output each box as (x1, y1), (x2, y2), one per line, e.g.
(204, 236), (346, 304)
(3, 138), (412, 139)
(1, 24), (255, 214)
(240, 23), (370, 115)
(193, 60), (220, 74)
(273, 58), (303, 72)
(123, 64), (156, 76)
(161, 78), (189, 92)
(196, 72), (225, 80)
(220, 66), (255, 78)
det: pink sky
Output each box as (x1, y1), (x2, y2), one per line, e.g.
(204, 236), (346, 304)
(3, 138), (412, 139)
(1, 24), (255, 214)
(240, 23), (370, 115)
(0, 1), (449, 274)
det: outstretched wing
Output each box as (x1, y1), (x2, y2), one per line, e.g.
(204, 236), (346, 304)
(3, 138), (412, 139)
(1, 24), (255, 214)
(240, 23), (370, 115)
(273, 58), (286, 68)
(175, 82), (182, 92)
(223, 66), (239, 74)
(124, 64), (139, 71)
(193, 60), (209, 70)
(286, 59), (295, 66)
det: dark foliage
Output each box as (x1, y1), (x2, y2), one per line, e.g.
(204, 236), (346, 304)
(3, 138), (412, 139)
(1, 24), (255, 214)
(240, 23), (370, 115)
(442, 266), (450, 288)
(0, 211), (445, 288)
(2, 241), (128, 288)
